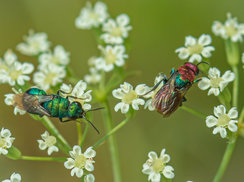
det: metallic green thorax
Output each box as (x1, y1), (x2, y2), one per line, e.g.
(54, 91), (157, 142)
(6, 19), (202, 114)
(26, 88), (47, 95)
(175, 74), (188, 89)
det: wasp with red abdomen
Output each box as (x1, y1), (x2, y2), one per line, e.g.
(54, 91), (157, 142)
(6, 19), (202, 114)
(146, 62), (208, 117)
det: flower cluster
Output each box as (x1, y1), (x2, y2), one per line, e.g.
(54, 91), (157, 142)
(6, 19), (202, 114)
(175, 34), (215, 63)
(198, 67), (235, 96)
(2, 172), (21, 182)
(206, 105), (238, 138)
(16, 29), (50, 56)
(0, 50), (34, 86)
(37, 131), (59, 155)
(112, 82), (148, 114)
(64, 145), (96, 179)
(142, 148), (175, 182)
(75, 1), (132, 86)
(212, 13), (244, 42)
(0, 128), (15, 155)
(60, 80), (92, 110)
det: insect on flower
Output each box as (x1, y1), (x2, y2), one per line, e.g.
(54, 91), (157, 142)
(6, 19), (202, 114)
(12, 88), (102, 133)
(145, 62), (209, 117)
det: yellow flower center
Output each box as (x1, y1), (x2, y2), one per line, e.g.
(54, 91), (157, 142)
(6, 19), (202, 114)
(152, 158), (165, 173)
(0, 138), (6, 148)
(74, 154), (87, 169)
(110, 27), (122, 37)
(105, 50), (117, 64)
(122, 90), (137, 104)
(188, 44), (204, 55)
(89, 12), (99, 20)
(210, 77), (224, 88)
(217, 114), (230, 127)
(225, 25), (238, 37)
(30, 41), (40, 50)
(9, 70), (23, 80)
(45, 136), (57, 147)
(44, 73), (57, 85)
(50, 56), (60, 64)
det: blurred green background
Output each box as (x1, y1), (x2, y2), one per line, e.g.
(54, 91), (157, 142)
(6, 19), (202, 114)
(0, 0), (243, 181)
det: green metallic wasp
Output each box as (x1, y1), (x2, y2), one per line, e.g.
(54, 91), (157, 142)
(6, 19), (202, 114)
(13, 88), (102, 133)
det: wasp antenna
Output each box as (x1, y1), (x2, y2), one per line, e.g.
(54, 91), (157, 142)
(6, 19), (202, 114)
(82, 116), (100, 134)
(197, 61), (210, 66)
(86, 107), (105, 113)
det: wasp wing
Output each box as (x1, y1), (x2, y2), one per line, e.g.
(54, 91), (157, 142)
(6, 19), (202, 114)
(152, 72), (191, 117)
(13, 93), (54, 117)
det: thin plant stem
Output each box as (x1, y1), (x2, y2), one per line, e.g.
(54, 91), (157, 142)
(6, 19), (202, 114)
(21, 156), (66, 162)
(93, 115), (132, 149)
(181, 105), (206, 119)
(80, 123), (89, 148)
(102, 98), (122, 182)
(232, 66), (239, 107)
(77, 122), (82, 146)
(212, 134), (237, 182)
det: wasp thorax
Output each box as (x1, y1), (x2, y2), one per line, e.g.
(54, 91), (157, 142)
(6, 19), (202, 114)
(217, 114), (231, 127)
(188, 43), (203, 54)
(110, 27), (122, 37)
(122, 90), (137, 104)
(105, 50), (117, 64)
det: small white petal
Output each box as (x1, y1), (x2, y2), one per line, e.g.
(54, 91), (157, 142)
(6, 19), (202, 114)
(206, 115), (218, 127)
(148, 151), (158, 160)
(198, 34), (212, 46)
(198, 77), (211, 90)
(228, 122), (238, 132)
(84, 147), (96, 158)
(228, 107), (238, 119)
(214, 105), (226, 117)
(163, 165), (175, 179)
(85, 162), (94, 172)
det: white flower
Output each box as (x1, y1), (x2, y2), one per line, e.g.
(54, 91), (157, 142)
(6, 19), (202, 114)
(84, 67), (101, 84)
(112, 82), (146, 114)
(84, 174), (95, 182)
(94, 45), (128, 72)
(198, 67), (235, 96)
(60, 80), (92, 110)
(16, 29), (50, 56)
(0, 128), (15, 155)
(75, 1), (108, 29)
(39, 45), (70, 66)
(33, 63), (66, 90)
(101, 14), (132, 44)
(64, 145), (96, 178)
(143, 74), (166, 111)
(0, 50), (34, 86)
(175, 34), (215, 63)
(142, 148), (175, 182)
(37, 131), (59, 155)
(206, 105), (238, 138)
(212, 13), (244, 42)
(2, 173), (21, 182)
(4, 89), (26, 115)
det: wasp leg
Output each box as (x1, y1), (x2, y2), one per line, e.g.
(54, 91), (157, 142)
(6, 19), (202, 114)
(170, 68), (175, 76)
(183, 97), (187, 102)
(143, 78), (167, 96)
(57, 90), (87, 100)
(194, 78), (201, 83)
(59, 118), (74, 122)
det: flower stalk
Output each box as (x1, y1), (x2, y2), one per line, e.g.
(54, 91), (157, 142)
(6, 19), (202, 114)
(21, 156), (66, 162)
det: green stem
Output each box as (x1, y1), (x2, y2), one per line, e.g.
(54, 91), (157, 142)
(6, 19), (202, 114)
(93, 115), (132, 149)
(32, 115), (71, 153)
(181, 106), (206, 119)
(77, 122), (82, 146)
(80, 123), (89, 148)
(102, 99), (122, 182)
(212, 134), (238, 182)
(20, 156), (66, 162)
(232, 66), (238, 107)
